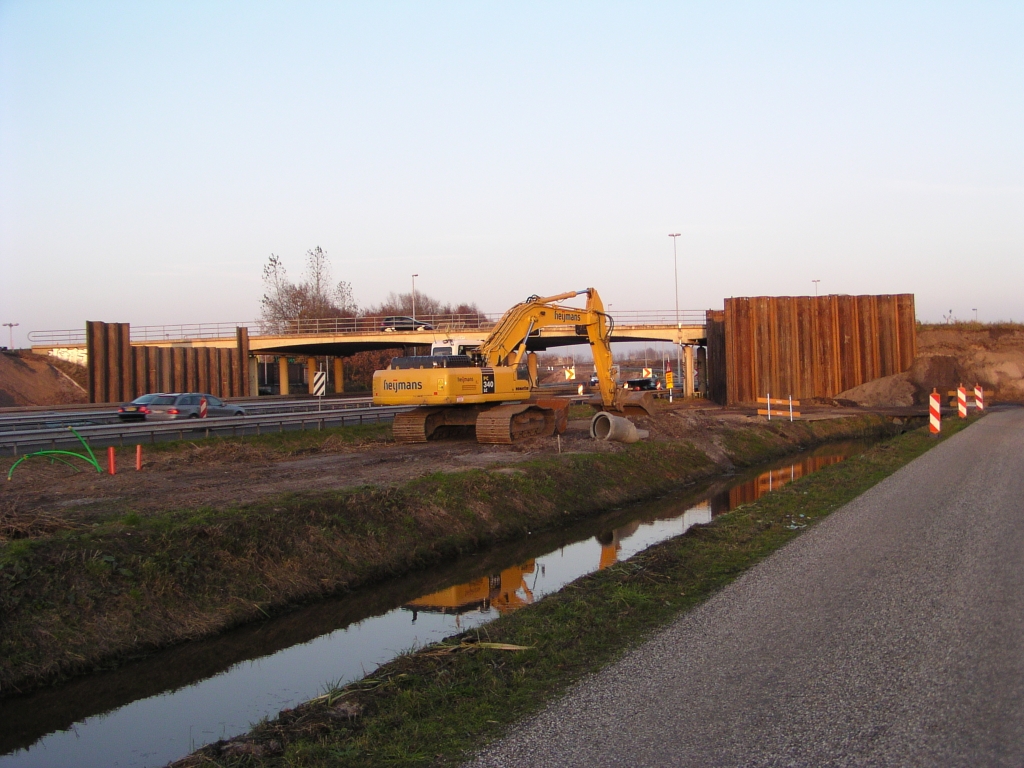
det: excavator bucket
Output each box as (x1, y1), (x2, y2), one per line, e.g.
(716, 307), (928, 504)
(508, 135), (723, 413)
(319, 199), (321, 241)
(611, 390), (656, 417)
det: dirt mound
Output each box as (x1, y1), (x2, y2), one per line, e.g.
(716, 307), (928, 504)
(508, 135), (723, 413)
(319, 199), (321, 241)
(836, 372), (917, 408)
(0, 351), (88, 407)
(916, 326), (1024, 403)
(838, 325), (1024, 407)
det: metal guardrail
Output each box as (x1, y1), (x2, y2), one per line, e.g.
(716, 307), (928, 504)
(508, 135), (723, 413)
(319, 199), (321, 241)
(0, 407), (410, 457)
(28, 310), (708, 346)
(0, 397), (377, 434)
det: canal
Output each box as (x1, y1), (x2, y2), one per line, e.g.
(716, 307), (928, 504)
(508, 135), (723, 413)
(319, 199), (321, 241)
(0, 440), (871, 767)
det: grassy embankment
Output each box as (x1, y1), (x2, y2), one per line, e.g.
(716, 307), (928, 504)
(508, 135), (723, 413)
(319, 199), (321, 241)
(1, 414), (894, 697)
(172, 415), (977, 768)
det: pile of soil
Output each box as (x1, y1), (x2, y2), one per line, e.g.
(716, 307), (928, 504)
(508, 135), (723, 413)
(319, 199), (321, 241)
(0, 351), (87, 407)
(838, 324), (1024, 407)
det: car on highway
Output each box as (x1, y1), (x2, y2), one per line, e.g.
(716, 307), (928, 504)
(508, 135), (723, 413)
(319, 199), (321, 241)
(625, 377), (660, 391)
(117, 393), (246, 421)
(381, 316), (434, 332)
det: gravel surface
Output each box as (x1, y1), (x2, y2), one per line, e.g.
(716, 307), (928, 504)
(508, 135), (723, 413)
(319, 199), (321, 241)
(467, 408), (1024, 767)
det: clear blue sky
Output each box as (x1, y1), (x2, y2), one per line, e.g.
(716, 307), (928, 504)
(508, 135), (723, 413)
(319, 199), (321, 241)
(1, 1), (1021, 346)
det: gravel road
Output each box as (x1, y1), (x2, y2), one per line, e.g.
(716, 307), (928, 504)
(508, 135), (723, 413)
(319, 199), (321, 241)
(467, 408), (1024, 767)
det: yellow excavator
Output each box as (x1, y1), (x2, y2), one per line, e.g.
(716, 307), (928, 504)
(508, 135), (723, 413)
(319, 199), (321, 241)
(372, 288), (654, 443)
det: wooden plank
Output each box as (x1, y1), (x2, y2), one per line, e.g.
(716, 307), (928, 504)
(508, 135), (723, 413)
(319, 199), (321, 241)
(118, 323), (133, 401)
(197, 347), (210, 393)
(896, 293), (917, 371)
(757, 409), (801, 418)
(133, 346), (146, 398)
(148, 346), (160, 394)
(185, 348), (198, 392)
(856, 295), (877, 383)
(836, 295), (858, 393)
(877, 294), (897, 377)
(237, 327), (251, 397)
(160, 348), (173, 393)
(171, 348), (186, 392)
(86, 321), (104, 403)
(757, 397), (801, 406)
(219, 348), (232, 398)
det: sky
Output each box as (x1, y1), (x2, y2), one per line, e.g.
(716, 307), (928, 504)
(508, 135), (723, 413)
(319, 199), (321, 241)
(1, 1), (1022, 347)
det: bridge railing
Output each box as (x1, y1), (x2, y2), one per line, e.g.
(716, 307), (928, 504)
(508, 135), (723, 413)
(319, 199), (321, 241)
(29, 310), (708, 346)
(610, 310), (707, 327)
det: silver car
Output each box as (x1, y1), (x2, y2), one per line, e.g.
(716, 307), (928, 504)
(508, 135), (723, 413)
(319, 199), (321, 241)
(117, 393), (246, 421)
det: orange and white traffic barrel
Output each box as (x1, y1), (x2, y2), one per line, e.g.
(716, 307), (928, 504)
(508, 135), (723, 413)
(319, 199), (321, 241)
(974, 384), (985, 411)
(929, 389), (941, 434)
(957, 384), (967, 418)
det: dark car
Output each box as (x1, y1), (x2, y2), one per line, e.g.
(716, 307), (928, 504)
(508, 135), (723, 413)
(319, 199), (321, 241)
(117, 393), (246, 421)
(625, 377), (659, 391)
(381, 316), (434, 332)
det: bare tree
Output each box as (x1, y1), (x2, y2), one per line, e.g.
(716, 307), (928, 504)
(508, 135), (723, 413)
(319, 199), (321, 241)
(365, 292), (485, 324)
(260, 247), (356, 331)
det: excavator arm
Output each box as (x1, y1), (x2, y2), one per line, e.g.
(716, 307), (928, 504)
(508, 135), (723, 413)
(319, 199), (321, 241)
(477, 288), (646, 414)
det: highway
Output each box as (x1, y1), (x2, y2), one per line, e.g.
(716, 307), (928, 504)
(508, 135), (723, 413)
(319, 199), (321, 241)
(467, 408), (1024, 768)
(0, 395), (375, 433)
(0, 398), (406, 456)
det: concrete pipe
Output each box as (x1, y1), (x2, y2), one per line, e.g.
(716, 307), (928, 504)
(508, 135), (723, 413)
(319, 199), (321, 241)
(589, 412), (650, 443)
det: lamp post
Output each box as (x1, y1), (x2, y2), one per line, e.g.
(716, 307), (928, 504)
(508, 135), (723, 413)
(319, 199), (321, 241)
(668, 234), (681, 326)
(812, 279), (820, 297)
(411, 274), (419, 321)
(973, 308), (978, 323)
(3, 323), (18, 349)
(668, 234), (682, 396)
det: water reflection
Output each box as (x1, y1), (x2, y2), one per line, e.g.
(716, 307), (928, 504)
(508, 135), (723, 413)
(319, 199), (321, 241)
(406, 562), (538, 623)
(0, 442), (867, 768)
(409, 452), (848, 618)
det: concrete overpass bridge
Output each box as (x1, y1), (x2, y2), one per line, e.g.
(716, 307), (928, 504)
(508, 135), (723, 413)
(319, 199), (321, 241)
(29, 310), (708, 400)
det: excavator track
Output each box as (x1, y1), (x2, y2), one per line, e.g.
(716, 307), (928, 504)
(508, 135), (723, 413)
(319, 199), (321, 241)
(392, 408), (445, 443)
(476, 404), (555, 444)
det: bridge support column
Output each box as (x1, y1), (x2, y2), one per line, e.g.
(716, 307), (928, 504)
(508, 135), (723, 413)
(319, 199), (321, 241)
(333, 357), (344, 393)
(684, 345), (695, 398)
(278, 356), (290, 396)
(248, 356), (258, 397)
(307, 358), (318, 394)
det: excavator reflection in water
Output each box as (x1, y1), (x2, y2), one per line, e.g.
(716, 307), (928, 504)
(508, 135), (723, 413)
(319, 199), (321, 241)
(402, 453), (848, 620)
(404, 562), (538, 626)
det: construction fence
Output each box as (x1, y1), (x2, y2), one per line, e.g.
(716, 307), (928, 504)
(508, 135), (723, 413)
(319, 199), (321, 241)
(705, 294), (916, 406)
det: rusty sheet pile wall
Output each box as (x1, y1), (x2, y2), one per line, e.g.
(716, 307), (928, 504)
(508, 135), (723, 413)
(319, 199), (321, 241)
(86, 322), (251, 403)
(710, 294), (915, 405)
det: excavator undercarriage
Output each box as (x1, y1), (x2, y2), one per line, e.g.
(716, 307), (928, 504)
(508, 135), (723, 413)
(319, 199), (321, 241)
(393, 399), (571, 444)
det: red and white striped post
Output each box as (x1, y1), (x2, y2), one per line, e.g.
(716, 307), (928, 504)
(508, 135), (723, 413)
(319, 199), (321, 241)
(957, 384), (968, 418)
(974, 383), (985, 411)
(929, 388), (941, 435)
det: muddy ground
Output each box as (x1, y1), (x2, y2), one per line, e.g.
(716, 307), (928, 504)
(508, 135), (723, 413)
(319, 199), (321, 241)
(1, 402), (884, 532)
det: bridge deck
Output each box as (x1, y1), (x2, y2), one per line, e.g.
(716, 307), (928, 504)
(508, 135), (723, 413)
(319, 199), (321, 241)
(30, 312), (709, 356)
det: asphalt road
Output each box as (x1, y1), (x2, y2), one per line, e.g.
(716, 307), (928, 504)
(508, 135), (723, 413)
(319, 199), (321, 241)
(467, 408), (1024, 768)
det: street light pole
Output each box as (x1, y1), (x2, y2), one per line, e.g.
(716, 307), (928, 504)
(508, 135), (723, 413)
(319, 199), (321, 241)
(668, 234), (681, 327)
(2, 322), (18, 349)
(812, 279), (820, 297)
(411, 274), (419, 321)
(668, 234), (682, 398)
